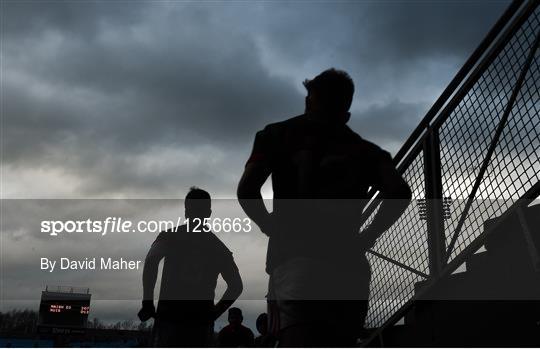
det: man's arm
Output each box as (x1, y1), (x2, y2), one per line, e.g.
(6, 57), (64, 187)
(360, 156), (412, 249)
(246, 328), (255, 346)
(214, 257), (243, 320)
(138, 237), (166, 321)
(237, 162), (273, 235)
(217, 328), (228, 348)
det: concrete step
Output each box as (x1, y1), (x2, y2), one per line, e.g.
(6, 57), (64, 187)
(466, 250), (538, 279)
(414, 272), (501, 300)
(414, 266), (540, 301)
(483, 204), (540, 265)
(374, 325), (418, 347)
(400, 300), (540, 346)
(379, 205), (540, 346)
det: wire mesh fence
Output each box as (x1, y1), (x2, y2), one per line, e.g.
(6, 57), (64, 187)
(365, 152), (429, 326)
(441, 5), (540, 261)
(364, 1), (540, 328)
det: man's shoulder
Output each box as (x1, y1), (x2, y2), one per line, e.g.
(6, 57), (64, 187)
(152, 225), (189, 245)
(205, 230), (224, 244)
(346, 128), (392, 159)
(157, 225), (185, 237)
(218, 324), (234, 334)
(204, 231), (233, 255)
(241, 324), (254, 335)
(261, 114), (306, 133)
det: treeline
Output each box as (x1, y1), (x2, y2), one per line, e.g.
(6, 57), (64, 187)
(0, 309), (38, 332)
(87, 317), (152, 331)
(0, 309), (151, 332)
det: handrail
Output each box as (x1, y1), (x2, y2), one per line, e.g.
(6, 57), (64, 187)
(362, 0), (529, 245)
(361, 0), (539, 345)
(365, 0), (534, 279)
(390, 0), (525, 168)
(445, 27), (540, 260)
(44, 285), (90, 294)
(363, 182), (540, 347)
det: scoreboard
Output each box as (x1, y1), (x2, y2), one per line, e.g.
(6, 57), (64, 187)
(38, 286), (91, 328)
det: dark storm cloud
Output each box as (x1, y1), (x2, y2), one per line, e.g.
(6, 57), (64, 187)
(349, 100), (428, 149)
(353, 1), (509, 62)
(257, 1), (509, 66)
(2, 1), (509, 197)
(3, 1), (301, 154)
(3, 1), (305, 196)
(1, 1), (513, 326)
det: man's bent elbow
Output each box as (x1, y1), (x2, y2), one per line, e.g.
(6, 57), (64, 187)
(397, 182), (413, 210)
(237, 178), (258, 200)
(234, 278), (244, 298)
(237, 184), (247, 200)
(143, 255), (160, 270)
(384, 181), (412, 200)
(383, 181), (412, 214)
(401, 182), (412, 200)
(237, 176), (251, 200)
(228, 279), (243, 300)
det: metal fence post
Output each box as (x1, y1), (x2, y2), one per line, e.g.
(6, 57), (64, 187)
(423, 128), (446, 277)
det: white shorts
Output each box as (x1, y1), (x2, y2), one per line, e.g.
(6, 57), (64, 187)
(267, 257), (371, 332)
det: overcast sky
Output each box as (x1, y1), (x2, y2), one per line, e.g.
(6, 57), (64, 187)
(2, 0), (511, 199)
(1, 0), (513, 331)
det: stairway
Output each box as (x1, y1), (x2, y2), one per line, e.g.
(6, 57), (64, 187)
(359, 1), (540, 345)
(376, 204), (540, 347)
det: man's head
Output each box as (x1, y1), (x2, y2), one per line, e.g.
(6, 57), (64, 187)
(184, 186), (211, 220)
(228, 307), (243, 326)
(303, 68), (354, 121)
(255, 313), (268, 335)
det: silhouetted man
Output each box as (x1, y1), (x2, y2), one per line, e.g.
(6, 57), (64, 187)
(217, 307), (254, 347)
(139, 187), (243, 347)
(237, 69), (412, 346)
(254, 313), (275, 347)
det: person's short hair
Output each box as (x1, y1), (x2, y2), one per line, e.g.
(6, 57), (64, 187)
(256, 313), (268, 334)
(185, 186), (211, 213)
(185, 186), (210, 201)
(303, 68), (354, 113)
(228, 307), (243, 317)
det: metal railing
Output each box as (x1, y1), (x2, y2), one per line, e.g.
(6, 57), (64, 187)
(45, 285), (90, 294)
(361, 0), (540, 339)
